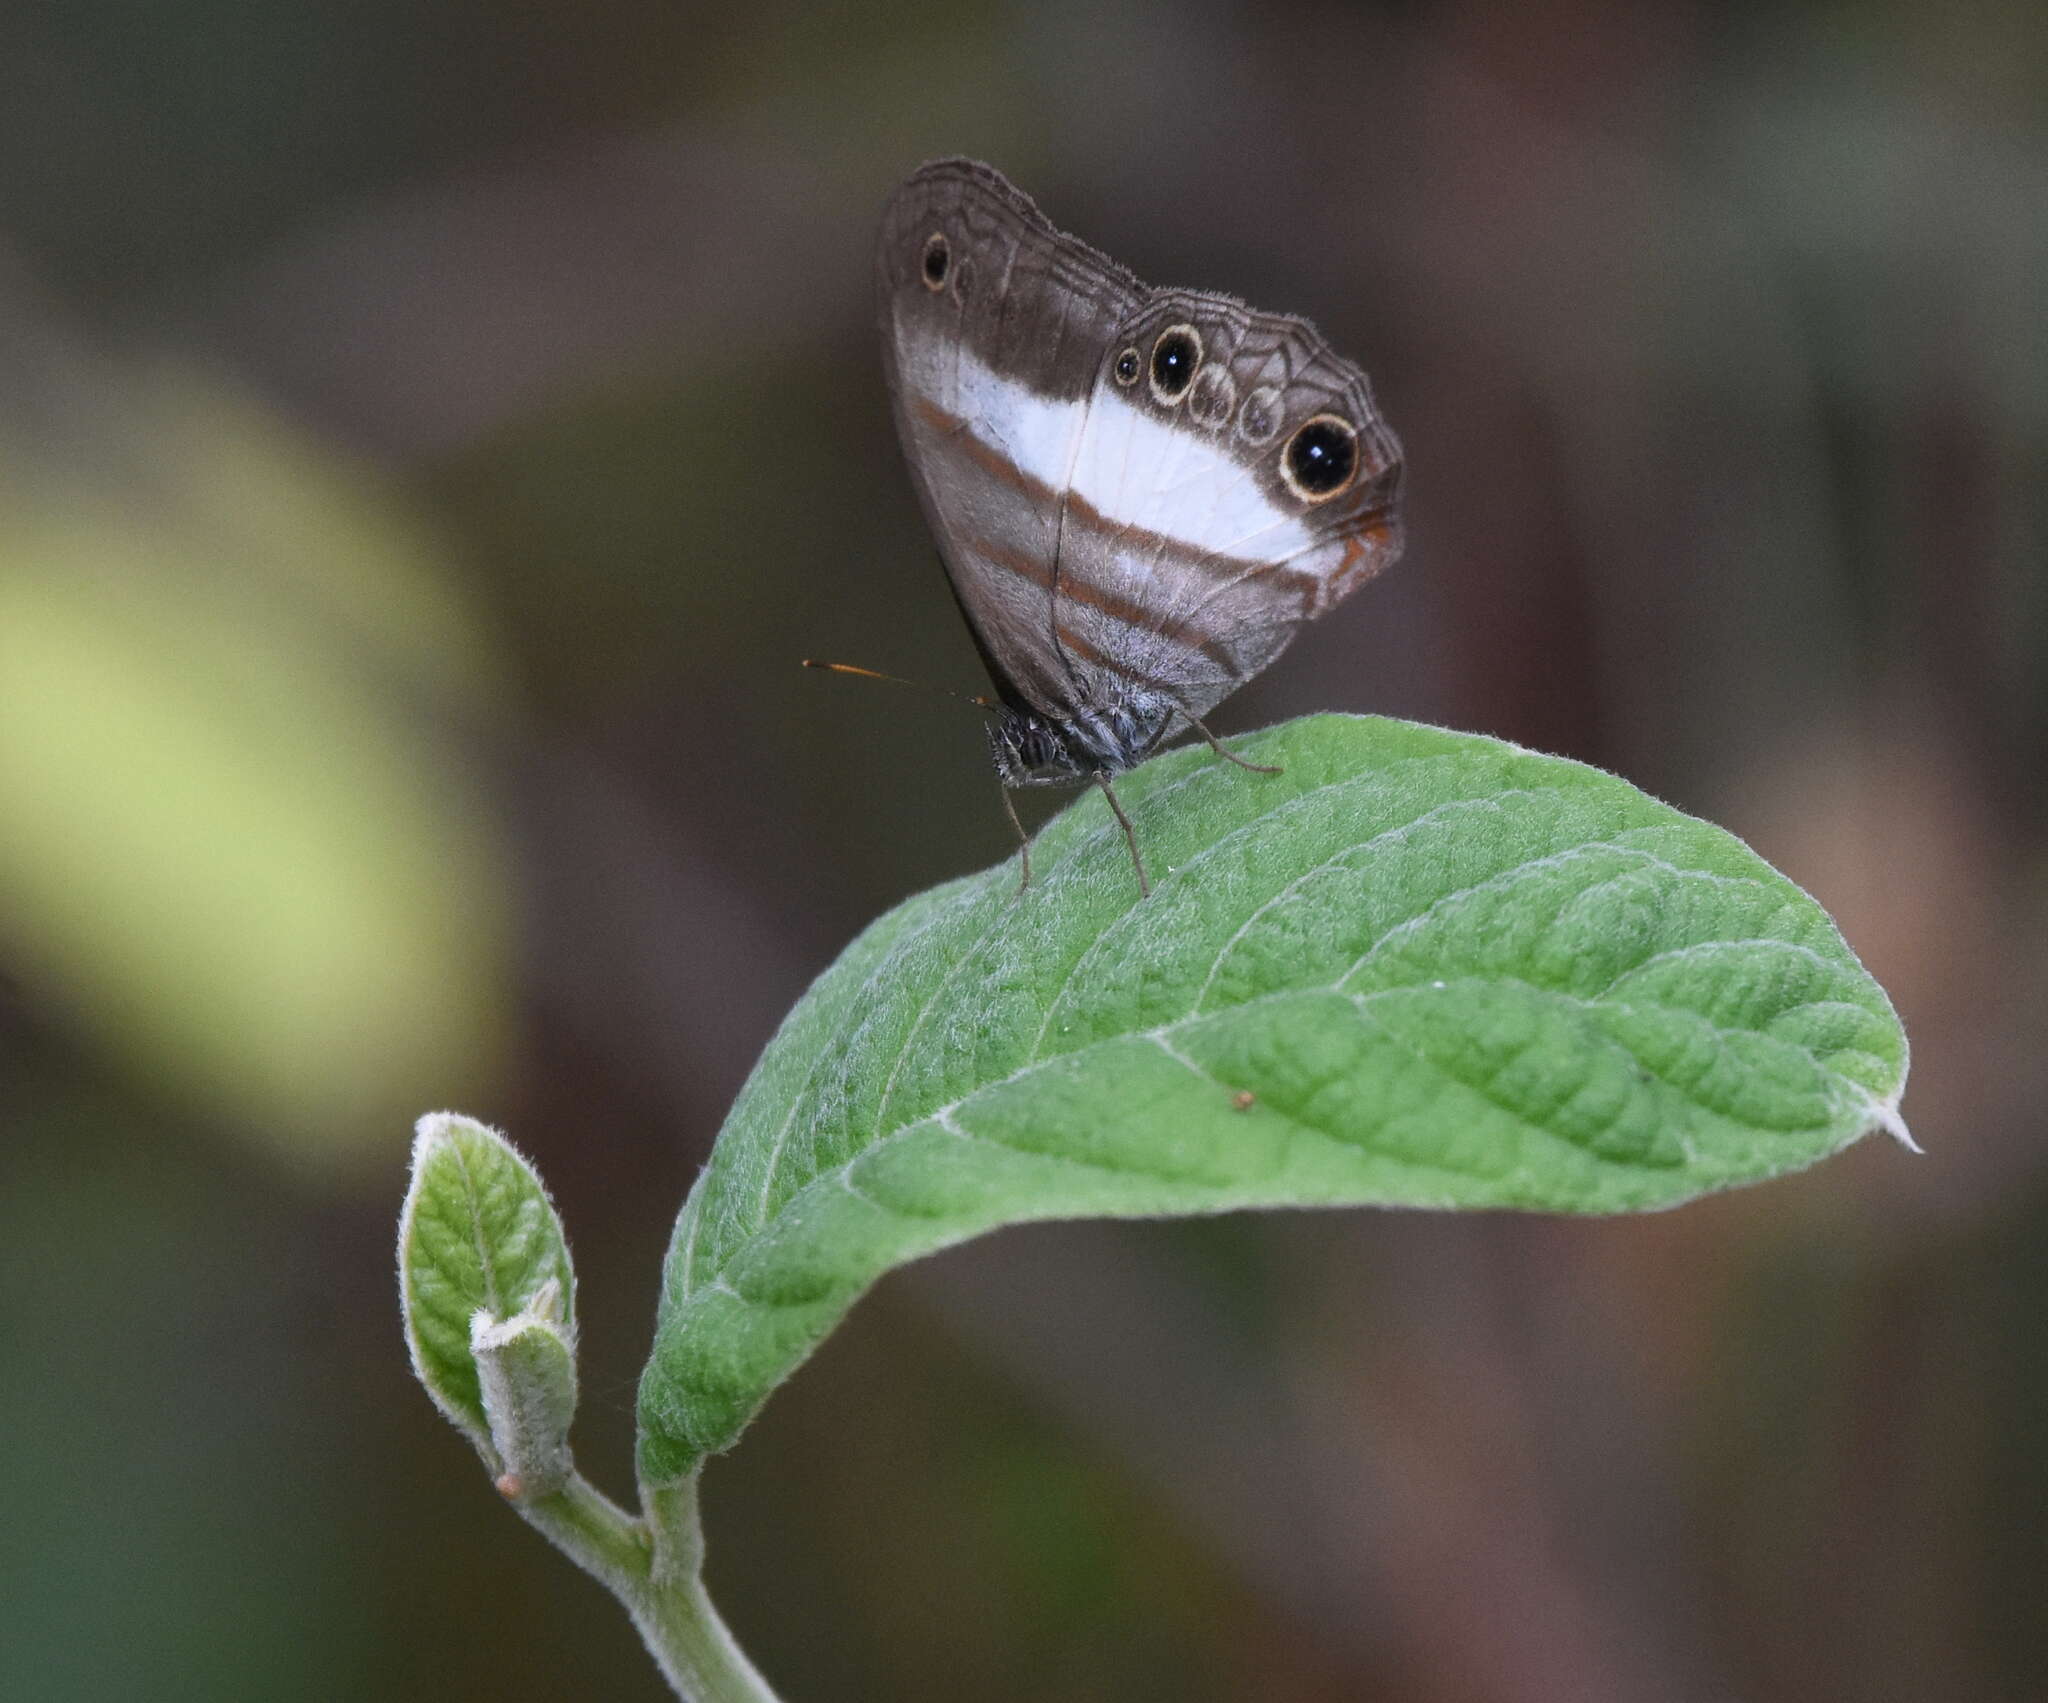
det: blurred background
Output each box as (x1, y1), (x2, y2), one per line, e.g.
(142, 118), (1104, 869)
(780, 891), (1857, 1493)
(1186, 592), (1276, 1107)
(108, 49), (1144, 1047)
(1, 1), (2041, 1698)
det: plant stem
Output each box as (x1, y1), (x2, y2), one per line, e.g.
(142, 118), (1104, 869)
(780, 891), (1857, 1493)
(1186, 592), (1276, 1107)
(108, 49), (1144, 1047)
(511, 1471), (781, 1702)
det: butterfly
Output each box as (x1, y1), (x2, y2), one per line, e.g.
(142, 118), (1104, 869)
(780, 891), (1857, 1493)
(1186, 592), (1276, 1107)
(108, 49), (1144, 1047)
(870, 158), (1404, 894)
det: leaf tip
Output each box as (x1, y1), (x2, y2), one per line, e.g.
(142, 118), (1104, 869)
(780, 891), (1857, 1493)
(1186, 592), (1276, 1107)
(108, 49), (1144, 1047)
(411, 1107), (490, 1165)
(1872, 1096), (1921, 1154)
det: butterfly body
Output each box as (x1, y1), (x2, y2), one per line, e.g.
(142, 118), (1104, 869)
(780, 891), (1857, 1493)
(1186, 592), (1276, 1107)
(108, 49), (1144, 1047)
(986, 693), (1172, 786)
(874, 159), (1404, 878)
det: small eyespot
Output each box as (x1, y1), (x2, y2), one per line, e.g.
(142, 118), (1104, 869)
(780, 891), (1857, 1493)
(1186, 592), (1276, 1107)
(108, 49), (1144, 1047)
(1236, 385), (1283, 446)
(1187, 363), (1236, 429)
(1280, 413), (1360, 502)
(1113, 347), (1141, 386)
(1148, 324), (1202, 404)
(921, 232), (950, 290)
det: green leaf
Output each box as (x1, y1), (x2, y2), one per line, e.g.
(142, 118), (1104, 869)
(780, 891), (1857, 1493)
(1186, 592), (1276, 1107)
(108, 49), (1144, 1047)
(636, 715), (1909, 1482)
(400, 1112), (577, 1449)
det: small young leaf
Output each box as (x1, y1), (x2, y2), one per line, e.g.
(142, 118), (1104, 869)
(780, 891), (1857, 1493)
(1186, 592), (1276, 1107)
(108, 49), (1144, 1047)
(636, 716), (1909, 1482)
(400, 1112), (576, 1450)
(472, 1286), (579, 1498)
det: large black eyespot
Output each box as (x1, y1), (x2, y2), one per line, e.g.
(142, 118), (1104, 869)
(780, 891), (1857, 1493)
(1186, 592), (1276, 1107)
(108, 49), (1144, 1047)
(921, 232), (950, 290)
(1113, 346), (1141, 386)
(1280, 413), (1359, 502)
(1148, 325), (1202, 403)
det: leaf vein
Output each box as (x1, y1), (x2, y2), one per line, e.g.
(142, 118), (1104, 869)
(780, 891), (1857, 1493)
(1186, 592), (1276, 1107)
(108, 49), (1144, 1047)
(1189, 787), (1558, 1015)
(1600, 934), (1843, 995)
(1030, 764), (1517, 1058)
(1340, 842), (1771, 985)
(745, 880), (990, 1248)
(1014, 762), (1266, 1059)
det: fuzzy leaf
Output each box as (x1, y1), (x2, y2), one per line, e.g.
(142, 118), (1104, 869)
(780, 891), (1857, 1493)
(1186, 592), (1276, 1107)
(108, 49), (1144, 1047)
(400, 1113), (576, 1447)
(637, 716), (1909, 1482)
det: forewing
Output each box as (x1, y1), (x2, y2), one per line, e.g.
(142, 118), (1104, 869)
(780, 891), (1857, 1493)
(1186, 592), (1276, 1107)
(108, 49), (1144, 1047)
(1049, 289), (1403, 729)
(876, 160), (1144, 716)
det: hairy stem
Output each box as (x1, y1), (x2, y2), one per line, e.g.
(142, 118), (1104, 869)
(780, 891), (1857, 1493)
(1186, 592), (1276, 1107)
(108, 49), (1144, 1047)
(510, 1471), (780, 1703)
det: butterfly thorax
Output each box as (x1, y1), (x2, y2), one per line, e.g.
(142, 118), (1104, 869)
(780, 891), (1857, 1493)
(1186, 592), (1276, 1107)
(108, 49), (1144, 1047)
(988, 694), (1175, 786)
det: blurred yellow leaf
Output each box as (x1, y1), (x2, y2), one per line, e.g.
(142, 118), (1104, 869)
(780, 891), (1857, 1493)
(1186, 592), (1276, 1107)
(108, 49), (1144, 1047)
(0, 376), (511, 1174)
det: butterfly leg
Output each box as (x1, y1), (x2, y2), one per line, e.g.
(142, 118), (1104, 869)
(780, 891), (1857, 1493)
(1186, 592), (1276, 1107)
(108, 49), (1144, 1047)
(1092, 772), (1152, 898)
(999, 785), (1033, 891)
(1190, 716), (1282, 775)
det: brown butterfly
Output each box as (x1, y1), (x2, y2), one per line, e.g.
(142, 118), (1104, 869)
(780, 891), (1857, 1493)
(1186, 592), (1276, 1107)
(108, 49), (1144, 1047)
(865, 159), (1403, 894)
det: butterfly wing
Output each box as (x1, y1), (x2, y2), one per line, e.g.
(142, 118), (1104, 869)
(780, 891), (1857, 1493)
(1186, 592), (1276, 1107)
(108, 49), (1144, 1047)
(875, 159), (1143, 719)
(1047, 288), (1404, 742)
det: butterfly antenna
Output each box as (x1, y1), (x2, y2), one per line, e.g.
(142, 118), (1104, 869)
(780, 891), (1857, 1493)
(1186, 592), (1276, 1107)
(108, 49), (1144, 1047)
(802, 659), (998, 717)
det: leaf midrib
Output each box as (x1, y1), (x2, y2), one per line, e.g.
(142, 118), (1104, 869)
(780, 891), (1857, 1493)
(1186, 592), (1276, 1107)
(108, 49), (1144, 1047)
(683, 946), (1877, 1315)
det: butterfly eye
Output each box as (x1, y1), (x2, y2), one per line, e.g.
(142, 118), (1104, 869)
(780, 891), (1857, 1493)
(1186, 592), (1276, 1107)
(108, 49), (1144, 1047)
(921, 232), (950, 290)
(1148, 325), (1202, 404)
(1113, 347), (1141, 386)
(1280, 414), (1360, 502)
